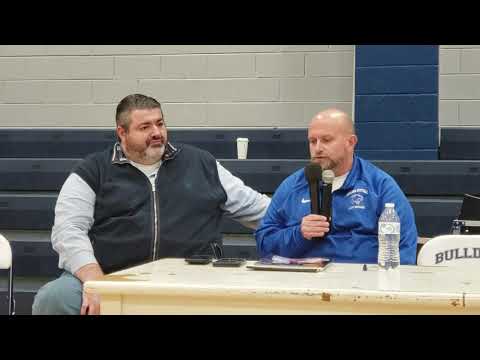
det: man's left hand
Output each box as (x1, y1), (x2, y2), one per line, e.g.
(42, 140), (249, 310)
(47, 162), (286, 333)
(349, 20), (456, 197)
(80, 291), (101, 315)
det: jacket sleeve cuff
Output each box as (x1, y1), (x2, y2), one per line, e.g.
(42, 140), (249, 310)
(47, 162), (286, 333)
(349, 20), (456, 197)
(64, 251), (99, 276)
(293, 225), (313, 249)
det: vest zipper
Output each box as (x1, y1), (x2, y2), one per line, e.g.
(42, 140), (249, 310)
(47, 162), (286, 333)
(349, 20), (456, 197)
(131, 166), (159, 262)
(151, 180), (159, 261)
(121, 158), (164, 262)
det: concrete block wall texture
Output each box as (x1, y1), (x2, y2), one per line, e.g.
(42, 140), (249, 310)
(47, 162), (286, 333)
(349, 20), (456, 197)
(0, 45), (354, 128)
(354, 45), (439, 160)
(440, 45), (480, 127)
(0, 45), (476, 129)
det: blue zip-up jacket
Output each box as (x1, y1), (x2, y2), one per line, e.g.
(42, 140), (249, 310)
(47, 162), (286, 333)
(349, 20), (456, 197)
(255, 155), (418, 264)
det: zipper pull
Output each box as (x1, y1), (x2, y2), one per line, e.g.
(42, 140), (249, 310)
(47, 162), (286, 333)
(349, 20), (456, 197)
(150, 175), (156, 192)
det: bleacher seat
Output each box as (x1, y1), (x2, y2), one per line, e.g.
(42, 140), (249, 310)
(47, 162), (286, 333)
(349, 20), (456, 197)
(0, 128), (309, 159)
(440, 127), (480, 160)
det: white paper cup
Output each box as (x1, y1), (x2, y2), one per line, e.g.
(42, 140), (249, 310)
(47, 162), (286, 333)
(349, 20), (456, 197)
(236, 138), (249, 159)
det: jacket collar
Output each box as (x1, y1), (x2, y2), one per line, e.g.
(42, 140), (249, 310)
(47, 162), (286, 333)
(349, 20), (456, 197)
(340, 154), (360, 191)
(111, 142), (180, 165)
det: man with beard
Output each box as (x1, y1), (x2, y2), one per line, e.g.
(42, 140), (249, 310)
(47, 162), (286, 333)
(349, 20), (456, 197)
(255, 109), (417, 265)
(32, 94), (270, 315)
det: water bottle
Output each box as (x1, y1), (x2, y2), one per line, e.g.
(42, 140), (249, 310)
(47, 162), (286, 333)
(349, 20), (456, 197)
(377, 203), (400, 270)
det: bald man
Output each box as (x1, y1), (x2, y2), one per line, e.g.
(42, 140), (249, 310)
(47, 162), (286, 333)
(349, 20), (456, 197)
(255, 109), (418, 264)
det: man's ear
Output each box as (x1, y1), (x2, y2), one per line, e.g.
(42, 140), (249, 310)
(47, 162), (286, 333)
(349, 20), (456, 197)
(348, 134), (358, 149)
(116, 125), (126, 143)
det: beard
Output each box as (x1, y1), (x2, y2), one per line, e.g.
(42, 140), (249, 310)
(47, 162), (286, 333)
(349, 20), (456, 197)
(124, 141), (165, 165)
(311, 157), (337, 171)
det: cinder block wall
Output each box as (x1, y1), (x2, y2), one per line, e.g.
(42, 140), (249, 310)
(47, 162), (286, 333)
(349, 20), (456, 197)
(0, 45), (353, 128)
(1, 45), (478, 129)
(353, 45), (439, 160)
(440, 45), (480, 127)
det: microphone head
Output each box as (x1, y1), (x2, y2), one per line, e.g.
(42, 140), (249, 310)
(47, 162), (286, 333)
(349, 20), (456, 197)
(305, 163), (323, 184)
(322, 169), (335, 184)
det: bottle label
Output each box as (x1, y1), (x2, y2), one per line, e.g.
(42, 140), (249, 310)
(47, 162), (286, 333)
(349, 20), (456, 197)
(379, 222), (400, 234)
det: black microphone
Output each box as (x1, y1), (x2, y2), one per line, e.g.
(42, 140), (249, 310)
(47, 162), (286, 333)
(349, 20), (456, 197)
(320, 169), (335, 225)
(304, 163), (322, 216)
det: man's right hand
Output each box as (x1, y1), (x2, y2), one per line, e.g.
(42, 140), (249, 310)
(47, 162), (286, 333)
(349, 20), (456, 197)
(301, 214), (330, 240)
(74, 263), (104, 315)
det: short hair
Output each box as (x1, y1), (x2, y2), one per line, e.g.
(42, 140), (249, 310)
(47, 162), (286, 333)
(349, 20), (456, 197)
(115, 94), (162, 129)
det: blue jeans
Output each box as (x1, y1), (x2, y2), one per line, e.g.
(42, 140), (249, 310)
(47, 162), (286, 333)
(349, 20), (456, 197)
(32, 272), (83, 315)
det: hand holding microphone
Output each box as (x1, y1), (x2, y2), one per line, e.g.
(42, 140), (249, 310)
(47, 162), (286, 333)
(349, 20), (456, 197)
(302, 163), (334, 241)
(301, 214), (330, 240)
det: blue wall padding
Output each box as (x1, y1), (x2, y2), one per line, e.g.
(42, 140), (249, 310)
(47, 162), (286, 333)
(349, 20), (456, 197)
(354, 45), (439, 160)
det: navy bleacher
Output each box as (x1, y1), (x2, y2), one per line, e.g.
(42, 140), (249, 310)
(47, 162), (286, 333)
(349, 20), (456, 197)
(440, 128), (480, 160)
(3, 157), (479, 196)
(0, 127), (476, 314)
(0, 128), (309, 160)
(0, 129), (117, 158)
(0, 158), (475, 235)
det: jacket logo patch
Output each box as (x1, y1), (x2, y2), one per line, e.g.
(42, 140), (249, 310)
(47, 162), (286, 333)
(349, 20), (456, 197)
(347, 188), (367, 210)
(301, 198), (311, 204)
